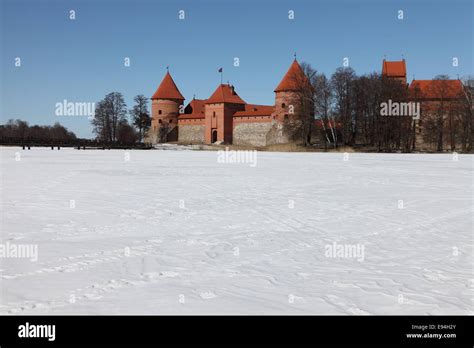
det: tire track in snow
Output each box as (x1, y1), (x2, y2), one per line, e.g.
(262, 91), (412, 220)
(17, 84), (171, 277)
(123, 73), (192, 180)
(0, 239), (163, 280)
(1, 271), (180, 314)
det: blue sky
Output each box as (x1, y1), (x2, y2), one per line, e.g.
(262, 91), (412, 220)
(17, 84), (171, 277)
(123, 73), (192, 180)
(1, 0), (472, 138)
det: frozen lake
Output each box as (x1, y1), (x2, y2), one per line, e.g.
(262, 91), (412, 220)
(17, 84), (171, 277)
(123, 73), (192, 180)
(0, 147), (472, 314)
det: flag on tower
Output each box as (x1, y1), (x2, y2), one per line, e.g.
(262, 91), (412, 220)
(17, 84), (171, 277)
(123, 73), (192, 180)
(218, 67), (223, 84)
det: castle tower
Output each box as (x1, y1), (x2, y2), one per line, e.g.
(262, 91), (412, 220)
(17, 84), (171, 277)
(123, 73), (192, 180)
(150, 71), (185, 141)
(204, 84), (246, 144)
(274, 59), (308, 123)
(382, 59), (407, 86)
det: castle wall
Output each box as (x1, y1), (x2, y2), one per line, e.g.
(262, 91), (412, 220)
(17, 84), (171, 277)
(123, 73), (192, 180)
(233, 120), (274, 147)
(265, 122), (291, 145)
(223, 106), (239, 143)
(144, 129), (158, 144)
(178, 118), (204, 126)
(178, 124), (205, 144)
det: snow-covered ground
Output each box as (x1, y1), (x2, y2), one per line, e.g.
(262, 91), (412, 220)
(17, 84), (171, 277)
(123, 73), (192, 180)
(0, 147), (472, 314)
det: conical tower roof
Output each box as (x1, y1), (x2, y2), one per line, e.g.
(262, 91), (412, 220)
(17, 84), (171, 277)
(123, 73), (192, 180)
(274, 59), (308, 92)
(151, 71), (185, 100)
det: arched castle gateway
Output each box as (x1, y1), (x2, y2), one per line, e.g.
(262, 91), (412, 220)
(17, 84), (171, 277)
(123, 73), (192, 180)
(147, 59), (309, 146)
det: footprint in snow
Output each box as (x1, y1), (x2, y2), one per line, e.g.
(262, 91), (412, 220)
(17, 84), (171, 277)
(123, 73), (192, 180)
(83, 293), (103, 300)
(159, 271), (179, 278)
(200, 291), (217, 299)
(142, 271), (179, 280)
(296, 272), (310, 279)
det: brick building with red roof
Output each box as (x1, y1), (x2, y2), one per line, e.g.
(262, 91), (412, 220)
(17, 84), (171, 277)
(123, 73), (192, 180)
(147, 60), (308, 146)
(382, 59), (468, 150)
(148, 58), (469, 149)
(408, 78), (466, 149)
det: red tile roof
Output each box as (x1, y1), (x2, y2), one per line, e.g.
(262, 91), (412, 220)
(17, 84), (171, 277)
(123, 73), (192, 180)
(151, 72), (185, 100)
(274, 59), (309, 92)
(179, 98), (206, 119)
(382, 60), (407, 78)
(206, 84), (246, 104)
(409, 79), (464, 99)
(234, 104), (274, 117)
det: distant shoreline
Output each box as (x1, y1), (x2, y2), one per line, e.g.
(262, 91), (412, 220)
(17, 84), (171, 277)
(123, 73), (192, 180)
(1, 143), (472, 154)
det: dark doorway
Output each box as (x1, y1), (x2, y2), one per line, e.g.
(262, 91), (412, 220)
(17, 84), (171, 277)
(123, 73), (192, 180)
(212, 129), (218, 143)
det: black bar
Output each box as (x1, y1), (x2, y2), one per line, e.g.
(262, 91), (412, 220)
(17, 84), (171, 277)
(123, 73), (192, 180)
(0, 315), (472, 346)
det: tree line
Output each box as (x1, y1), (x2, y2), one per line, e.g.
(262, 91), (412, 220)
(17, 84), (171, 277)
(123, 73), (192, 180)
(291, 64), (473, 152)
(0, 92), (152, 147)
(0, 120), (77, 144)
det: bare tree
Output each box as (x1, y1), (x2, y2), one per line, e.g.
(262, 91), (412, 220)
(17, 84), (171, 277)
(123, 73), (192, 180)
(91, 100), (111, 143)
(130, 95), (151, 142)
(353, 75), (372, 146)
(107, 92), (128, 143)
(410, 82), (424, 151)
(379, 76), (410, 152)
(424, 75), (451, 151)
(313, 73), (337, 147)
(460, 77), (473, 152)
(117, 119), (138, 145)
(366, 73), (383, 148)
(331, 67), (356, 146)
(91, 92), (127, 144)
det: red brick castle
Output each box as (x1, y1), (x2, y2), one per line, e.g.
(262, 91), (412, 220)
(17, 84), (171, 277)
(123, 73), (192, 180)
(147, 60), (308, 147)
(147, 58), (469, 150)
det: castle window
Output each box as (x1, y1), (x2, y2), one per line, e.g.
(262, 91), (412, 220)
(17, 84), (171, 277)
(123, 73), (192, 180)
(282, 103), (286, 108)
(169, 119), (173, 123)
(158, 110), (162, 115)
(284, 114), (289, 120)
(158, 119), (162, 124)
(213, 111), (216, 117)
